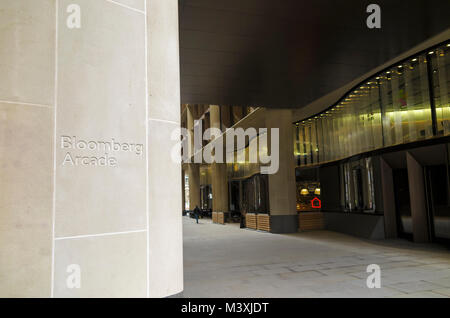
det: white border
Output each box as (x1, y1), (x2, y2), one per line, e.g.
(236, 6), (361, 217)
(149, 117), (179, 126)
(105, 0), (145, 14)
(55, 229), (147, 241)
(50, 0), (59, 298)
(144, 0), (150, 298)
(0, 100), (52, 109)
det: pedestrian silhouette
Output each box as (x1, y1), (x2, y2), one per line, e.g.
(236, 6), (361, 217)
(193, 205), (200, 224)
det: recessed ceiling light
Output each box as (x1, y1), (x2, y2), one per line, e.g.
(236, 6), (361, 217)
(428, 51), (434, 55)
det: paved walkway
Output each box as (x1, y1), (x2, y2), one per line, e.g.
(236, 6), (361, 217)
(183, 217), (450, 298)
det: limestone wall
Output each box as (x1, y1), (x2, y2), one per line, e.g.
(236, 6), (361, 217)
(0, 0), (182, 298)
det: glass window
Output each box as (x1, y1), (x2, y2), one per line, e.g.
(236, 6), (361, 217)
(294, 124), (301, 164)
(305, 122), (312, 165)
(403, 55), (433, 140)
(311, 119), (319, 164)
(294, 42), (450, 166)
(380, 72), (396, 146)
(296, 168), (321, 212)
(431, 44), (450, 136)
(340, 158), (375, 212)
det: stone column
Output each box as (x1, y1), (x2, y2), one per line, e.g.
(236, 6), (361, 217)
(406, 152), (430, 243)
(380, 158), (398, 238)
(0, 0), (182, 298)
(266, 109), (298, 233)
(182, 168), (186, 211)
(211, 163), (229, 214)
(186, 105), (200, 211)
(209, 105), (229, 217)
(188, 164), (200, 210)
(186, 105), (195, 158)
(210, 105), (221, 131)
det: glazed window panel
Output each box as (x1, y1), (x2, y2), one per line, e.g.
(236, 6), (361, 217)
(310, 120), (318, 164)
(432, 44), (450, 136)
(380, 73), (395, 147)
(294, 42), (449, 167)
(390, 67), (407, 144)
(349, 97), (360, 154)
(332, 109), (339, 159)
(304, 123), (311, 165)
(316, 118), (324, 163)
(322, 116), (330, 162)
(338, 110), (344, 158)
(370, 82), (383, 149)
(340, 158), (376, 212)
(332, 110), (340, 160)
(294, 125), (301, 163)
(343, 101), (353, 156)
(359, 82), (375, 153)
(338, 104), (347, 158)
(403, 55), (433, 141)
(326, 115), (334, 161)
(299, 125), (306, 165)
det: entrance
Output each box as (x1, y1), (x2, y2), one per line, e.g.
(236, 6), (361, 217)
(200, 185), (212, 211)
(393, 169), (413, 240)
(425, 165), (450, 243)
(229, 181), (241, 219)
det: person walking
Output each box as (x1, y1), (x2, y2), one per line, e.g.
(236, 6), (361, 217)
(193, 205), (200, 224)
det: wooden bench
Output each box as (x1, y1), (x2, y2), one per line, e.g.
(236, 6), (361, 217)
(246, 213), (257, 230)
(299, 212), (324, 231)
(245, 213), (270, 232)
(257, 214), (271, 232)
(212, 212), (225, 224)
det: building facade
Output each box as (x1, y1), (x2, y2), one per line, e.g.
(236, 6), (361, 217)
(0, 0), (183, 298)
(184, 36), (450, 244)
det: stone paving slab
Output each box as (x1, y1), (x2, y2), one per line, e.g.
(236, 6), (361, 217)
(392, 291), (447, 298)
(388, 281), (444, 293)
(183, 217), (450, 298)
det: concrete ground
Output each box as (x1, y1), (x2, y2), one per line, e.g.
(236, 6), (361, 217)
(183, 217), (450, 298)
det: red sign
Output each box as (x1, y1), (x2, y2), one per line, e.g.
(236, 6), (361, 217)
(311, 197), (321, 209)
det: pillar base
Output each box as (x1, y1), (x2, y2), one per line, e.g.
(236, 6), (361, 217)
(298, 212), (324, 231)
(212, 212), (227, 224)
(270, 215), (298, 233)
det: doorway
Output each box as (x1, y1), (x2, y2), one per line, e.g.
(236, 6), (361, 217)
(229, 180), (241, 218)
(425, 165), (450, 243)
(393, 169), (413, 240)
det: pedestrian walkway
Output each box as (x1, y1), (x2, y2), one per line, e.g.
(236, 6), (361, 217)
(183, 217), (450, 298)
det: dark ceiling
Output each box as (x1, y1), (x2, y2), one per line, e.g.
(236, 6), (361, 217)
(179, 0), (450, 109)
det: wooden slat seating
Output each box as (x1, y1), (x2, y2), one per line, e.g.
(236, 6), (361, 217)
(245, 213), (270, 232)
(299, 212), (324, 231)
(212, 212), (226, 224)
(217, 212), (225, 224)
(257, 214), (271, 232)
(246, 213), (257, 230)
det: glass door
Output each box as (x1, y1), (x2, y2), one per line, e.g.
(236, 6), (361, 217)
(393, 169), (413, 240)
(425, 165), (450, 243)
